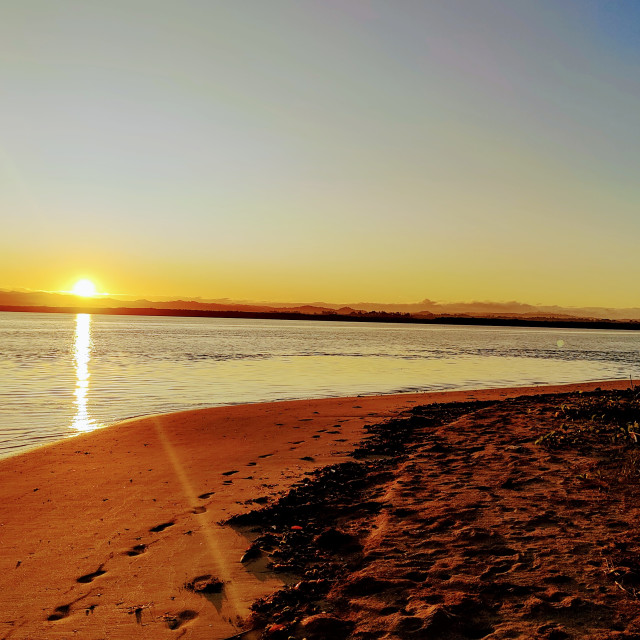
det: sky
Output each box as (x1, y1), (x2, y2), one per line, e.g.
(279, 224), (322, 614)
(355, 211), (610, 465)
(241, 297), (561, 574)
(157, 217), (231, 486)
(1, 0), (639, 306)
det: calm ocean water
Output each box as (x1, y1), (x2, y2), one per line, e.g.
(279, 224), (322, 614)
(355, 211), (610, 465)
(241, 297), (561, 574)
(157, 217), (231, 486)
(1, 311), (639, 459)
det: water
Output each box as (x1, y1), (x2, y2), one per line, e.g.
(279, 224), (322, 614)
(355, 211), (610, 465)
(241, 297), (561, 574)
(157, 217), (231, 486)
(0, 311), (639, 459)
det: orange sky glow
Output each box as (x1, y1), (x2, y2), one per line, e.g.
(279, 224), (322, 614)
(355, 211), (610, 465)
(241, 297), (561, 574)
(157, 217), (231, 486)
(1, 2), (639, 308)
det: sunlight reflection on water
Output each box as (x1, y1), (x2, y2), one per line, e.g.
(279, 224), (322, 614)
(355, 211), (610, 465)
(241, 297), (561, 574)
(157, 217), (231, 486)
(72, 314), (99, 433)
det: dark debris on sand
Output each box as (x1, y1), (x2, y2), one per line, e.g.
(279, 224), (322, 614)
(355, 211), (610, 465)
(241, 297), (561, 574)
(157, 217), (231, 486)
(228, 390), (640, 639)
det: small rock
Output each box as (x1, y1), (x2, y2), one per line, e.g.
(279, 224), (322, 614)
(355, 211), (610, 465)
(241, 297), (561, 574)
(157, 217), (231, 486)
(241, 544), (262, 563)
(293, 579), (328, 595)
(271, 563), (295, 573)
(264, 622), (287, 638)
(299, 614), (353, 639)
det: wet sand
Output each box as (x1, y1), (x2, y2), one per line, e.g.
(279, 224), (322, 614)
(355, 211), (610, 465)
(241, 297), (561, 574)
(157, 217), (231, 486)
(0, 379), (632, 639)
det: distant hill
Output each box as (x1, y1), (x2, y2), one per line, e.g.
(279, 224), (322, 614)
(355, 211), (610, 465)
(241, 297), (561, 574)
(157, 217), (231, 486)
(2, 289), (640, 323)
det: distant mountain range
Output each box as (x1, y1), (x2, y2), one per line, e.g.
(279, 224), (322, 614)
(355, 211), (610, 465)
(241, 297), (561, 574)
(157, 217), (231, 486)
(2, 289), (640, 322)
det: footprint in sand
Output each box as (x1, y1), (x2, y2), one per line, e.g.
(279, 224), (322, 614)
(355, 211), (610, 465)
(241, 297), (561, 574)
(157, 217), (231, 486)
(259, 453), (273, 459)
(222, 470), (238, 476)
(185, 574), (223, 594)
(300, 456), (315, 462)
(47, 604), (71, 621)
(131, 607), (144, 624)
(198, 491), (214, 499)
(77, 566), (106, 584)
(247, 462), (257, 467)
(48, 593), (93, 620)
(192, 506), (207, 515)
(163, 610), (198, 630)
(149, 521), (174, 533)
(126, 544), (147, 557)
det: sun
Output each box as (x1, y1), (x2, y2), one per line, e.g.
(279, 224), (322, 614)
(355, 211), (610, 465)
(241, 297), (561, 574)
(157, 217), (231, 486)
(71, 279), (97, 297)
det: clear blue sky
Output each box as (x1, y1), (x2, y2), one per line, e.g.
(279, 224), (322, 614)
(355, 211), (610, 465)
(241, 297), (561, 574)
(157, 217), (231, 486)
(1, 1), (639, 305)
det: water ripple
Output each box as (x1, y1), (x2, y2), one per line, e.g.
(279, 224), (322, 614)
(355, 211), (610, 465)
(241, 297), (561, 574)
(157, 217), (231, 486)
(0, 312), (639, 458)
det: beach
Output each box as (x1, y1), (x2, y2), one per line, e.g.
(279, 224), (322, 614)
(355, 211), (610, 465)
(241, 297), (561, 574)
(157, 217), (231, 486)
(0, 379), (638, 639)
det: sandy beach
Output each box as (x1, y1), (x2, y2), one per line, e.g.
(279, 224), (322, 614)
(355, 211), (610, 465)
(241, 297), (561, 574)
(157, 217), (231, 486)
(0, 379), (637, 640)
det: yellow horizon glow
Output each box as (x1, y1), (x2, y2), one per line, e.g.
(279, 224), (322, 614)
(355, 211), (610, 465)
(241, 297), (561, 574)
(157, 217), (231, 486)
(71, 279), (97, 297)
(2, 4), (640, 311)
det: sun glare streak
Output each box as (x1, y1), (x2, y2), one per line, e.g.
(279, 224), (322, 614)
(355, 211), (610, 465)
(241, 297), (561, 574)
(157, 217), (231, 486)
(150, 416), (249, 624)
(72, 313), (98, 433)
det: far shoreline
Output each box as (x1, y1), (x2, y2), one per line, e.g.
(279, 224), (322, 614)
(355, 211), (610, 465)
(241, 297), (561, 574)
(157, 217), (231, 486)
(2, 304), (640, 331)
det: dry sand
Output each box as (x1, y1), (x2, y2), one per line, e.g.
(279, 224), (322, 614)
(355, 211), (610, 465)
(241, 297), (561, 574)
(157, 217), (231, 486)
(0, 380), (633, 639)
